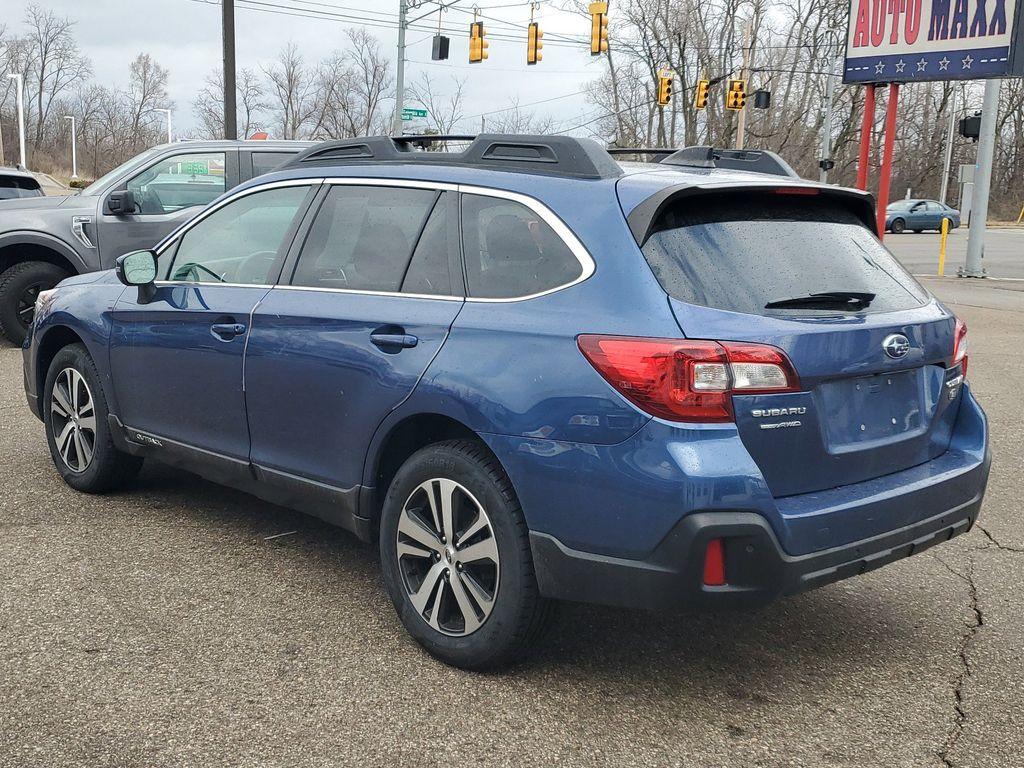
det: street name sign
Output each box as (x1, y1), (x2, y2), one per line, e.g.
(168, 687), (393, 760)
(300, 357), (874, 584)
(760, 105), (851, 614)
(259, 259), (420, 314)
(401, 108), (429, 120)
(843, 0), (1024, 82)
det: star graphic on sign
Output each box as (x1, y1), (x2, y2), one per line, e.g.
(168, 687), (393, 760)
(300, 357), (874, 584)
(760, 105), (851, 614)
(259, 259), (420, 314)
(917, 58), (928, 71)
(939, 57), (951, 70)
(962, 55), (974, 69)
(875, 60), (886, 74)
(895, 59), (907, 73)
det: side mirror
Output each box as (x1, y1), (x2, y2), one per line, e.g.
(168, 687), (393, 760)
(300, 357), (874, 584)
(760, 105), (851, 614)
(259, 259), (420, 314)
(115, 250), (158, 302)
(106, 189), (138, 215)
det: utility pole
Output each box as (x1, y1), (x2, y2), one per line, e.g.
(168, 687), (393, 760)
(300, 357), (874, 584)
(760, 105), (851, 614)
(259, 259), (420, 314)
(819, 29), (840, 183)
(939, 88), (957, 205)
(393, 0), (409, 136)
(735, 18), (752, 150)
(222, 0), (237, 140)
(963, 78), (1000, 278)
(8, 73), (27, 168)
(156, 108), (173, 143)
(63, 115), (78, 179)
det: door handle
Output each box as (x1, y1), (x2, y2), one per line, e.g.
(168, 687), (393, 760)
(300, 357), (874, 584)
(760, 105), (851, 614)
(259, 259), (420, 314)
(370, 332), (419, 350)
(211, 322), (247, 341)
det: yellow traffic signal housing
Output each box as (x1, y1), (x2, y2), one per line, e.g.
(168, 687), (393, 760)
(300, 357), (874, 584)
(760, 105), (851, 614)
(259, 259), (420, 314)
(589, 2), (609, 55)
(694, 79), (710, 109)
(656, 71), (673, 107)
(527, 22), (543, 65)
(726, 79), (747, 110)
(469, 21), (489, 63)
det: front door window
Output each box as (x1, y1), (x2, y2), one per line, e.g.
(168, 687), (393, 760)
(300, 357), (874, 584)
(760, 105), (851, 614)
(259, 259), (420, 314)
(126, 152), (227, 215)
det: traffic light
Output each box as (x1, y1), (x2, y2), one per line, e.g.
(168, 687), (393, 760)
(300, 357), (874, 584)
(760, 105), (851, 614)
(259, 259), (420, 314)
(527, 22), (543, 65)
(959, 112), (982, 141)
(431, 34), (450, 61)
(753, 89), (771, 109)
(694, 79), (710, 109)
(589, 2), (609, 56)
(726, 79), (747, 110)
(469, 21), (489, 63)
(657, 71), (673, 107)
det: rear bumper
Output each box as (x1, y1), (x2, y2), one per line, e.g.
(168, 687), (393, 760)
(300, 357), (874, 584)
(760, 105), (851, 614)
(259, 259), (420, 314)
(531, 478), (986, 611)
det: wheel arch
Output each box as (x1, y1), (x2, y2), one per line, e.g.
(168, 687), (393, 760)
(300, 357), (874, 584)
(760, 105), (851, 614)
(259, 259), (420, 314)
(0, 232), (88, 276)
(34, 324), (88, 403)
(361, 412), (508, 537)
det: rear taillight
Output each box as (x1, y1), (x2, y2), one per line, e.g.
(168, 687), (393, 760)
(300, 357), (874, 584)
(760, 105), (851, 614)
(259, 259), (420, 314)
(703, 539), (726, 586)
(577, 335), (801, 423)
(953, 318), (969, 378)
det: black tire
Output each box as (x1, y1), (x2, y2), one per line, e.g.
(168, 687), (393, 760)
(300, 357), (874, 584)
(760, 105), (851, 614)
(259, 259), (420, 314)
(890, 218), (906, 234)
(0, 261), (70, 346)
(379, 439), (551, 670)
(42, 343), (143, 493)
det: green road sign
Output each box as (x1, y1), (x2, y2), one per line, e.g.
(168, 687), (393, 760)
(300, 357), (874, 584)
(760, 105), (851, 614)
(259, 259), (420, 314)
(401, 108), (428, 120)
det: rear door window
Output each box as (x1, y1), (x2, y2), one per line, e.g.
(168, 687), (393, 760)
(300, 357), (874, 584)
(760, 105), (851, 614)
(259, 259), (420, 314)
(250, 151), (296, 177)
(460, 194), (582, 299)
(401, 195), (456, 296)
(291, 185), (437, 292)
(641, 193), (928, 316)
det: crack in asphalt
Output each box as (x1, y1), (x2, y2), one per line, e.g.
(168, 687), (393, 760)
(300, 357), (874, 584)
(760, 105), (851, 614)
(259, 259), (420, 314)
(976, 524), (1024, 554)
(932, 555), (984, 768)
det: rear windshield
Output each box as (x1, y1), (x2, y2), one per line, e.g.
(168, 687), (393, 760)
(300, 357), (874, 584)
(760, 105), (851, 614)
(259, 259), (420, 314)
(641, 194), (928, 316)
(0, 175), (43, 199)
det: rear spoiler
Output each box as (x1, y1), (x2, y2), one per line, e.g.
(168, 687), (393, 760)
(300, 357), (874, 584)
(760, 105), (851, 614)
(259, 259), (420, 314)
(626, 183), (878, 247)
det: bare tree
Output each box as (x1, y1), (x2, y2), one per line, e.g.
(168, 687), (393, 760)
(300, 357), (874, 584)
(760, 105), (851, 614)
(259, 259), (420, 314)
(409, 73), (467, 134)
(127, 53), (171, 150)
(262, 43), (316, 140)
(196, 67), (266, 139)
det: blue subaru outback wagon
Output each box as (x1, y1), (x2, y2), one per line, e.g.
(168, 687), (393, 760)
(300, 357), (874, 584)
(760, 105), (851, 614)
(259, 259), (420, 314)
(23, 135), (989, 669)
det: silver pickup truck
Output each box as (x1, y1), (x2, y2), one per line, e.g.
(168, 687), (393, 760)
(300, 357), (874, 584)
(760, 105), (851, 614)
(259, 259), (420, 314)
(0, 139), (311, 345)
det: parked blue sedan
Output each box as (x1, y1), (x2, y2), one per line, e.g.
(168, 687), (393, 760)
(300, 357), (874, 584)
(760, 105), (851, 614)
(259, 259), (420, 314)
(886, 199), (961, 234)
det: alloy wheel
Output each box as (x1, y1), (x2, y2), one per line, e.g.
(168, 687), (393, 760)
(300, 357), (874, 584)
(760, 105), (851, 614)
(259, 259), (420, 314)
(396, 478), (500, 636)
(16, 282), (44, 331)
(50, 367), (96, 473)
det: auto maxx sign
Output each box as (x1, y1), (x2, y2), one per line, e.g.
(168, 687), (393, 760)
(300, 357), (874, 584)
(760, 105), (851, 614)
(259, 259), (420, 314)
(843, 0), (1024, 82)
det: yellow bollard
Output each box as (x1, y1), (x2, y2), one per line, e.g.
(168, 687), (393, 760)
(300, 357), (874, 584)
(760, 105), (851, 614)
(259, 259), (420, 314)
(1018, 204), (1024, 225)
(938, 217), (950, 276)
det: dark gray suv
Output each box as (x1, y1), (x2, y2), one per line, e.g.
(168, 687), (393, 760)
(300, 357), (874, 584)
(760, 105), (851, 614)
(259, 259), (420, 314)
(0, 140), (311, 344)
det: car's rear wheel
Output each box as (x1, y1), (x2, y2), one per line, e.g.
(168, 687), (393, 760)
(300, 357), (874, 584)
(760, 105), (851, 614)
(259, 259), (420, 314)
(0, 261), (70, 345)
(941, 217), (954, 232)
(43, 344), (143, 492)
(890, 218), (906, 234)
(379, 440), (550, 670)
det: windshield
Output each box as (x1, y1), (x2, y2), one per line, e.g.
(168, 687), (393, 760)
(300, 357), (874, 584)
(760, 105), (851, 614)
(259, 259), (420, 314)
(80, 148), (163, 196)
(641, 193), (929, 317)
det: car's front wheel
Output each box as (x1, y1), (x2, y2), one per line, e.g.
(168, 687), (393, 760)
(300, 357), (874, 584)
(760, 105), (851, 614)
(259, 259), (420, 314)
(379, 440), (550, 669)
(890, 218), (906, 234)
(43, 343), (143, 492)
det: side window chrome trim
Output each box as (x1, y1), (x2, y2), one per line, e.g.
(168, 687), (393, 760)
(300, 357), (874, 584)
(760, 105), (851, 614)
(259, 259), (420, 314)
(455, 183), (596, 303)
(273, 284), (462, 302)
(154, 177), (325, 257)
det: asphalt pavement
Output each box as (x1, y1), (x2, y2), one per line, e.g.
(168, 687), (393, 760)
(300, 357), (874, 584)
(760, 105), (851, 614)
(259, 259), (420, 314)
(886, 227), (1024, 280)
(1, 278), (1022, 767)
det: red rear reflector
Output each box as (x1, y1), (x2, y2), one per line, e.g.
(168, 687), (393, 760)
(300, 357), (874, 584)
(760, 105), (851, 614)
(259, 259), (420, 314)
(773, 186), (820, 196)
(703, 539), (726, 586)
(577, 335), (800, 423)
(953, 318), (969, 379)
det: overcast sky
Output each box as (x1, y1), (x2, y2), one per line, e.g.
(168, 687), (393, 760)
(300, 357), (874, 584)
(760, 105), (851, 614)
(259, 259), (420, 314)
(7, 0), (605, 137)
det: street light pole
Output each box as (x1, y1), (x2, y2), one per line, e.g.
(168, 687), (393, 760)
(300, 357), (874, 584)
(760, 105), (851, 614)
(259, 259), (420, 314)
(156, 108), (173, 143)
(939, 88), (957, 205)
(63, 115), (78, 179)
(8, 73), (27, 169)
(222, 0), (237, 140)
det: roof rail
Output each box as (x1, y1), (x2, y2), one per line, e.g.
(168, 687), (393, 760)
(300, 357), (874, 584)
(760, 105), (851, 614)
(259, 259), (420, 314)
(661, 145), (799, 178)
(606, 148), (675, 157)
(284, 134), (623, 180)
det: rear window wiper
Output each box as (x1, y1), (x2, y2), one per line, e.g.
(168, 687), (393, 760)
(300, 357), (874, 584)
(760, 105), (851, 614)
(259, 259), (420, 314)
(764, 291), (876, 310)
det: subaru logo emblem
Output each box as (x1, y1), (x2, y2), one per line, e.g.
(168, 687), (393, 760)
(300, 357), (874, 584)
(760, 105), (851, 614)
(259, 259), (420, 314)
(883, 333), (910, 359)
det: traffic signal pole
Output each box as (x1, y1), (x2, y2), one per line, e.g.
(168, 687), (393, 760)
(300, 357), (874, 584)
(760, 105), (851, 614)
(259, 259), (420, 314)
(939, 88), (957, 205)
(393, 0), (408, 136)
(735, 19), (752, 150)
(964, 78), (1001, 278)
(875, 83), (900, 241)
(855, 84), (877, 191)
